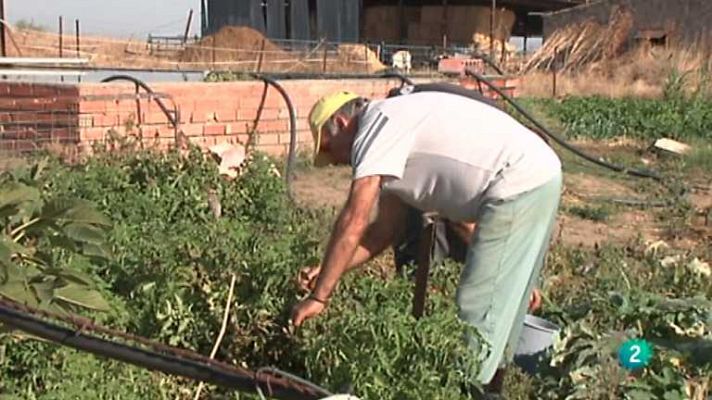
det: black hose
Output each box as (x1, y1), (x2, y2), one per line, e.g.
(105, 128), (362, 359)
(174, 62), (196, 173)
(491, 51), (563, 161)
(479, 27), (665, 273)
(464, 69), (663, 181)
(0, 303), (326, 400)
(251, 71), (413, 202)
(251, 73), (299, 201)
(100, 75), (180, 130)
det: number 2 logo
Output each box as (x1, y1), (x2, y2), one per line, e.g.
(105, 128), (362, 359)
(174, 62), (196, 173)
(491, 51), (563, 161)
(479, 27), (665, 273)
(618, 339), (652, 370)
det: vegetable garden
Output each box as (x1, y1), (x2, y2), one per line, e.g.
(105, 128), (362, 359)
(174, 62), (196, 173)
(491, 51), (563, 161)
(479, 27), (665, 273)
(1, 90), (711, 399)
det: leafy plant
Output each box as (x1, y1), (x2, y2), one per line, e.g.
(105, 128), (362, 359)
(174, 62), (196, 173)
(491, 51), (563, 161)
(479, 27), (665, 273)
(0, 159), (112, 316)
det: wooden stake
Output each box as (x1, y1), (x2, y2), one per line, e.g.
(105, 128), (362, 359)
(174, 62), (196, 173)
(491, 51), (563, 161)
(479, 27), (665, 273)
(58, 16), (63, 58)
(0, 0), (6, 57)
(75, 19), (80, 57)
(322, 44), (328, 73)
(255, 38), (265, 73)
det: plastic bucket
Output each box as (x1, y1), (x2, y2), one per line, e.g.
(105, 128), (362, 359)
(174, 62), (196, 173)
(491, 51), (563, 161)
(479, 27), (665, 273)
(513, 314), (560, 374)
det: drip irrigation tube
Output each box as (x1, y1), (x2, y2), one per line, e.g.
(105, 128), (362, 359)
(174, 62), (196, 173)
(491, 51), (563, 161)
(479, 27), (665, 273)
(0, 298), (329, 400)
(464, 69), (663, 181)
(250, 71), (413, 201)
(100, 75), (180, 130)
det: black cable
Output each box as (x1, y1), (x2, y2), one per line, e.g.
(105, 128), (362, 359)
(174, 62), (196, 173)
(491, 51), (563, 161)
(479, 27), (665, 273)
(252, 71), (413, 203)
(464, 69), (663, 181)
(251, 74), (298, 202)
(0, 301), (326, 400)
(256, 367), (333, 398)
(100, 75), (180, 130)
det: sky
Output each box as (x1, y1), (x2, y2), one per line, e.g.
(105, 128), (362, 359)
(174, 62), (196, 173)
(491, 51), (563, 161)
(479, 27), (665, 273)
(7, 0), (203, 38)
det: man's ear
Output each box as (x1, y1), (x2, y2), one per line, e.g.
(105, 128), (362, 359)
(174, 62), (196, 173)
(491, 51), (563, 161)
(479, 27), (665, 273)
(334, 113), (349, 131)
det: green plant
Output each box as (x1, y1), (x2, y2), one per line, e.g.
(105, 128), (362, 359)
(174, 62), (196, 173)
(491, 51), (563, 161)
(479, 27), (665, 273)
(0, 159), (113, 317)
(566, 204), (612, 222)
(537, 96), (712, 141)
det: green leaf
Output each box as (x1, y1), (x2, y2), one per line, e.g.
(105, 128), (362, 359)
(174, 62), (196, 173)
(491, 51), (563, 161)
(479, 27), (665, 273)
(48, 234), (78, 253)
(0, 182), (40, 210)
(30, 279), (56, 305)
(53, 283), (110, 311)
(626, 389), (654, 400)
(44, 265), (96, 286)
(41, 198), (111, 227)
(0, 279), (38, 307)
(62, 223), (106, 245)
(81, 243), (112, 261)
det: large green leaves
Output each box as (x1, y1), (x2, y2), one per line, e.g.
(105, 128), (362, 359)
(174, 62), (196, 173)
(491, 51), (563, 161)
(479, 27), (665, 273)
(0, 163), (113, 317)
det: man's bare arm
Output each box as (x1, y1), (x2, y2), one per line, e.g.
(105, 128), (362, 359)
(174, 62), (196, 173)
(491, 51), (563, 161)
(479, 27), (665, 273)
(347, 192), (407, 268)
(311, 176), (381, 301)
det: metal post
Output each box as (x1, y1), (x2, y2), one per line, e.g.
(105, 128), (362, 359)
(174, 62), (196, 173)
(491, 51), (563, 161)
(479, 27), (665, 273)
(58, 16), (63, 58)
(183, 8), (194, 44)
(255, 38), (265, 73)
(552, 47), (558, 98)
(75, 19), (80, 57)
(211, 36), (216, 68)
(412, 218), (435, 319)
(490, 0), (496, 60)
(0, 0), (6, 57)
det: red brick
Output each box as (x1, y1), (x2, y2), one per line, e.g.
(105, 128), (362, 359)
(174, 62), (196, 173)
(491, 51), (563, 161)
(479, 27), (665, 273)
(226, 122), (250, 135)
(179, 123), (203, 137)
(81, 127), (109, 142)
(256, 120), (288, 133)
(203, 124), (226, 136)
(257, 143), (287, 156)
(255, 132), (280, 145)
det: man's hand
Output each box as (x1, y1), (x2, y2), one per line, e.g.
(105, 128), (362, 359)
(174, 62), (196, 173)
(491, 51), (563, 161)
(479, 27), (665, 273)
(297, 266), (321, 292)
(291, 298), (326, 327)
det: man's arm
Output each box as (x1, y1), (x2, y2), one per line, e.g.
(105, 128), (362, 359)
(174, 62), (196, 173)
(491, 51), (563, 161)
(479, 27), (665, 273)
(310, 175), (382, 301)
(347, 192), (407, 268)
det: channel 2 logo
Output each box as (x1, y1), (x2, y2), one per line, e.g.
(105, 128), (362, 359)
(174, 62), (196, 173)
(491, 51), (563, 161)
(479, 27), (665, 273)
(618, 338), (653, 370)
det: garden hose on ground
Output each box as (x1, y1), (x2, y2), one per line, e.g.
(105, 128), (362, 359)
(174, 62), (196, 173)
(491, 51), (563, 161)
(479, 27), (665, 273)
(0, 297), (331, 400)
(463, 69), (664, 182)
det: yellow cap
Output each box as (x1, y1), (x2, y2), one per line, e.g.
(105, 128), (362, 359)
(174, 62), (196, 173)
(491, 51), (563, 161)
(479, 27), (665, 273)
(308, 91), (360, 167)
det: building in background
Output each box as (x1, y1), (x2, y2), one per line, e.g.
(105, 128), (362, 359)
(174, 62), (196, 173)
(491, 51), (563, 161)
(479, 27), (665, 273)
(542, 0), (712, 47)
(201, 0), (585, 46)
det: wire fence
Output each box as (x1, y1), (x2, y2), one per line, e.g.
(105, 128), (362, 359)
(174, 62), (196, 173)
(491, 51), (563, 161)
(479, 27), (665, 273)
(6, 27), (517, 74)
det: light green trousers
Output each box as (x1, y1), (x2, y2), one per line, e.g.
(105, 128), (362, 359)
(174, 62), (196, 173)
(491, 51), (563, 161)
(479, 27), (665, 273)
(456, 173), (562, 384)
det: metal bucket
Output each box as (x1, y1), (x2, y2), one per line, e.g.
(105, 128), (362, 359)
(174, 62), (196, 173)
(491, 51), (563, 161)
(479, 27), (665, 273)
(513, 314), (560, 374)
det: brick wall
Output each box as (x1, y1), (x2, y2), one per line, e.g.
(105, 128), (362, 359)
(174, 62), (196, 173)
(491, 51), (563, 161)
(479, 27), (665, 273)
(0, 82), (80, 153)
(0, 76), (519, 157)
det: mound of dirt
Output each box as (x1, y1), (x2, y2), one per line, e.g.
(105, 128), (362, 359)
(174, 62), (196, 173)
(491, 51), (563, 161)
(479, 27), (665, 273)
(181, 26), (287, 63)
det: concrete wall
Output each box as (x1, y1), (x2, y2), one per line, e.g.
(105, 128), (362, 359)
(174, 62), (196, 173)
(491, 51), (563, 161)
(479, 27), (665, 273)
(0, 77), (520, 157)
(542, 0), (712, 45)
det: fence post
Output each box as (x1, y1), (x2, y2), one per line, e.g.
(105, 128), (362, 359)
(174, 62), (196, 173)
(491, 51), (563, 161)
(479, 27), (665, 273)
(322, 44), (328, 73)
(255, 38), (265, 73)
(58, 16), (63, 58)
(552, 47), (558, 98)
(75, 19), (80, 57)
(211, 36), (216, 69)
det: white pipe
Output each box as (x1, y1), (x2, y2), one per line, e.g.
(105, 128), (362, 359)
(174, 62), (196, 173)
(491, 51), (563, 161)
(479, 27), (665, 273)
(0, 57), (90, 65)
(0, 69), (85, 76)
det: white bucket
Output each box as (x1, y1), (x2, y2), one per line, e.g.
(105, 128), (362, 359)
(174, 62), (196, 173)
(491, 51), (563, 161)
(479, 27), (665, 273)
(513, 314), (560, 374)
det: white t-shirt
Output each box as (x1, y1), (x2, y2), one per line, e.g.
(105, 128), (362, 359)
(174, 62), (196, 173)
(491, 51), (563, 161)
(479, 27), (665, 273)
(351, 91), (561, 222)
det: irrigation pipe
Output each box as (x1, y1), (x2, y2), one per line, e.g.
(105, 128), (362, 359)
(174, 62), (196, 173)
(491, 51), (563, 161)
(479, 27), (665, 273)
(0, 298), (328, 400)
(464, 68), (663, 181)
(251, 71), (413, 201)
